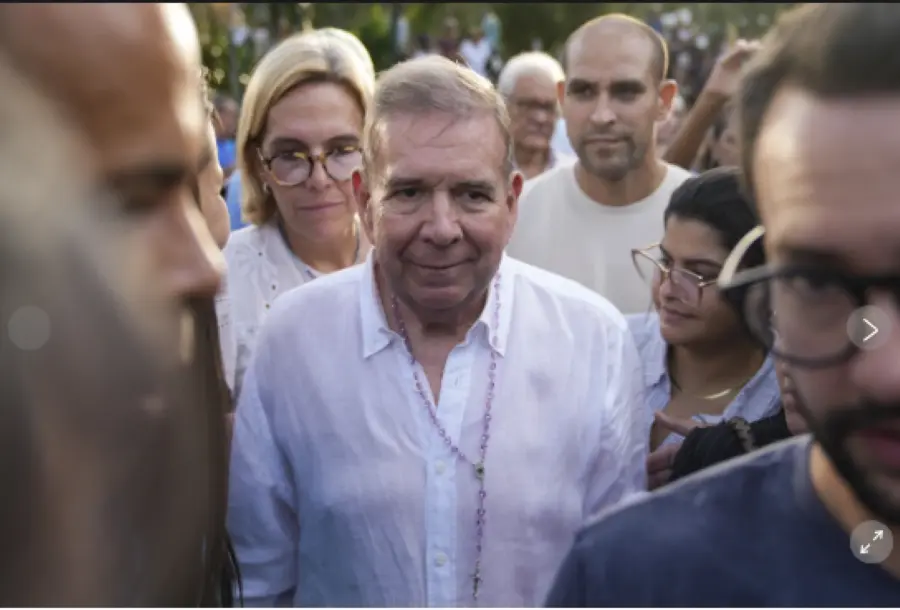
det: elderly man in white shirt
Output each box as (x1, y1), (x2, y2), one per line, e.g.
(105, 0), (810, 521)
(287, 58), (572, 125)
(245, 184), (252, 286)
(227, 55), (648, 608)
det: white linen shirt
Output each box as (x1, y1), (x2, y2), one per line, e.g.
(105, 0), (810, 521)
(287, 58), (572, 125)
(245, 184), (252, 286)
(227, 252), (649, 607)
(217, 220), (322, 397)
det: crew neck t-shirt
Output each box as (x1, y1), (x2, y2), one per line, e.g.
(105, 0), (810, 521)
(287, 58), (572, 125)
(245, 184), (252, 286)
(507, 162), (692, 314)
(545, 436), (900, 606)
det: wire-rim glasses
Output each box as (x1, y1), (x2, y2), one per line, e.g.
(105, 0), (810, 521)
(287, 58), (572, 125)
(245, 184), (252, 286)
(631, 243), (717, 308)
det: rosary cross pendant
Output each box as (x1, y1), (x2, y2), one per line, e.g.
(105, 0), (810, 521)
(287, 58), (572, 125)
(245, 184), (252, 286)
(474, 462), (485, 481)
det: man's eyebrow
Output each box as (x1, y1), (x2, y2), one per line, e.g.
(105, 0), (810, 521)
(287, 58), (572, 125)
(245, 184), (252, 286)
(778, 244), (848, 268)
(384, 177), (427, 190)
(106, 164), (188, 194)
(453, 180), (495, 192)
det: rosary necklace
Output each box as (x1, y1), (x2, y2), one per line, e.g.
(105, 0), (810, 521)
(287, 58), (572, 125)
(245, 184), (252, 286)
(391, 273), (502, 603)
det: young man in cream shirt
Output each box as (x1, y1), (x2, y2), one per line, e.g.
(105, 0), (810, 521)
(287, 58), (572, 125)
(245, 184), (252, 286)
(508, 15), (691, 314)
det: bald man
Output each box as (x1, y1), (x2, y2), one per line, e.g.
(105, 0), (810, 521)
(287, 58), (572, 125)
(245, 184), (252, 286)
(507, 15), (692, 314)
(0, 3), (223, 350)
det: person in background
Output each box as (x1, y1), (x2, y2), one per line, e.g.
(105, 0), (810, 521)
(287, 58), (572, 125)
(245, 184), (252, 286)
(508, 14), (692, 314)
(481, 10), (501, 53)
(662, 39), (759, 171)
(694, 107), (739, 171)
(497, 52), (570, 180)
(225, 169), (247, 231)
(663, 354), (806, 483)
(628, 168), (780, 489)
(656, 93), (685, 156)
(460, 26), (492, 78)
(219, 30), (374, 396)
(411, 33), (433, 59)
(228, 55), (647, 607)
(548, 46), (575, 159)
(223, 27), (375, 240)
(199, 71), (231, 250)
(0, 3), (235, 605)
(545, 5), (900, 605)
(214, 94), (239, 179)
(437, 17), (463, 64)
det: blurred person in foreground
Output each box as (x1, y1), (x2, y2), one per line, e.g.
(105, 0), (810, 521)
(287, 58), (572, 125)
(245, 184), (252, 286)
(497, 52), (571, 180)
(0, 3), (237, 605)
(546, 4), (900, 605)
(227, 55), (647, 607)
(508, 14), (692, 314)
(219, 29), (374, 397)
(0, 44), (227, 609)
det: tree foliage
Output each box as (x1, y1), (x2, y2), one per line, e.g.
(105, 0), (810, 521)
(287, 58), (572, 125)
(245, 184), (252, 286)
(192, 2), (797, 99)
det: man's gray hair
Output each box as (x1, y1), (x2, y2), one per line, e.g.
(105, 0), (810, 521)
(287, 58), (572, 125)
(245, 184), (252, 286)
(497, 51), (565, 98)
(362, 55), (513, 180)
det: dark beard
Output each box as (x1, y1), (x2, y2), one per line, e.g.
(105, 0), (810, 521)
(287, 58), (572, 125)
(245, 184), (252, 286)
(799, 396), (900, 524)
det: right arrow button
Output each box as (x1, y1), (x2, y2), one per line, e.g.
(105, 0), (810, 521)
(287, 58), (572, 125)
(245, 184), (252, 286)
(848, 306), (892, 350)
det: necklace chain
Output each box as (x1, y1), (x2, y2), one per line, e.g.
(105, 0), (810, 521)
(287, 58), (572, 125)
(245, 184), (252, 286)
(391, 274), (501, 603)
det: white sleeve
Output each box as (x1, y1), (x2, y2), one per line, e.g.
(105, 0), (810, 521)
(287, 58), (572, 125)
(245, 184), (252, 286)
(227, 335), (299, 606)
(584, 319), (649, 518)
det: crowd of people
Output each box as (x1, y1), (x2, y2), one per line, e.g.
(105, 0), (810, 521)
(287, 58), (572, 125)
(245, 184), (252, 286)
(1, 2), (900, 606)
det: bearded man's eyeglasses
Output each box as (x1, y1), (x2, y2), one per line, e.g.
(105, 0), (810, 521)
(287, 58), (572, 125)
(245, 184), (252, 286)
(718, 225), (900, 368)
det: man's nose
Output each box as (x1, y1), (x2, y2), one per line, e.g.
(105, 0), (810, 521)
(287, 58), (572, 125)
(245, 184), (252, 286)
(163, 202), (224, 301)
(850, 295), (900, 403)
(590, 95), (617, 125)
(421, 193), (463, 246)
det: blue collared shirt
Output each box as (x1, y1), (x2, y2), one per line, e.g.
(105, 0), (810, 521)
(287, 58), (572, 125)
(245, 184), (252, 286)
(225, 170), (247, 232)
(627, 312), (782, 446)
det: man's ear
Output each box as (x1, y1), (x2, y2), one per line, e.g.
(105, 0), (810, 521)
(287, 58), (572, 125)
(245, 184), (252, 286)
(505, 170), (524, 238)
(657, 79), (679, 122)
(557, 79), (566, 106)
(352, 168), (375, 243)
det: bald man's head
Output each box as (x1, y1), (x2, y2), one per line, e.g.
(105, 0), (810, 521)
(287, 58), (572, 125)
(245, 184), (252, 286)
(564, 14), (669, 83)
(0, 3), (223, 304)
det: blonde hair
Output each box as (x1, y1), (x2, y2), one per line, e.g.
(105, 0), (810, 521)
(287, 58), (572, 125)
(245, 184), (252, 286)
(237, 29), (375, 226)
(362, 55), (513, 182)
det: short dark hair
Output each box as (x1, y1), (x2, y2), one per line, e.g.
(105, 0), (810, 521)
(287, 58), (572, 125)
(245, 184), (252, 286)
(739, 4), (900, 204)
(562, 14), (669, 83)
(665, 166), (765, 271)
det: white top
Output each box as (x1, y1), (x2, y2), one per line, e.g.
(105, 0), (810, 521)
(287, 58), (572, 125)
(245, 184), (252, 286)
(507, 162), (693, 314)
(227, 252), (649, 607)
(460, 37), (493, 76)
(550, 117), (575, 157)
(217, 221), (325, 397)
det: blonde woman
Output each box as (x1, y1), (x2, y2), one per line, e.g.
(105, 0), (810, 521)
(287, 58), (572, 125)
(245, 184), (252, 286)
(220, 30), (375, 394)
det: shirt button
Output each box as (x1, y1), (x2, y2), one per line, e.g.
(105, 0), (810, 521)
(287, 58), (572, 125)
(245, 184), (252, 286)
(435, 552), (447, 567)
(271, 284), (277, 290)
(265, 303), (271, 309)
(435, 461), (446, 474)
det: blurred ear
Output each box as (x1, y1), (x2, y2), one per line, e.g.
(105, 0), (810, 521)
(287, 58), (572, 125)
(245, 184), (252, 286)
(352, 168), (374, 244)
(556, 79), (566, 106)
(657, 79), (679, 122)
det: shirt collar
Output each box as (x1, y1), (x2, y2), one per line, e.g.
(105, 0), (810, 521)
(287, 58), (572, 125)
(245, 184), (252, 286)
(358, 251), (515, 359)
